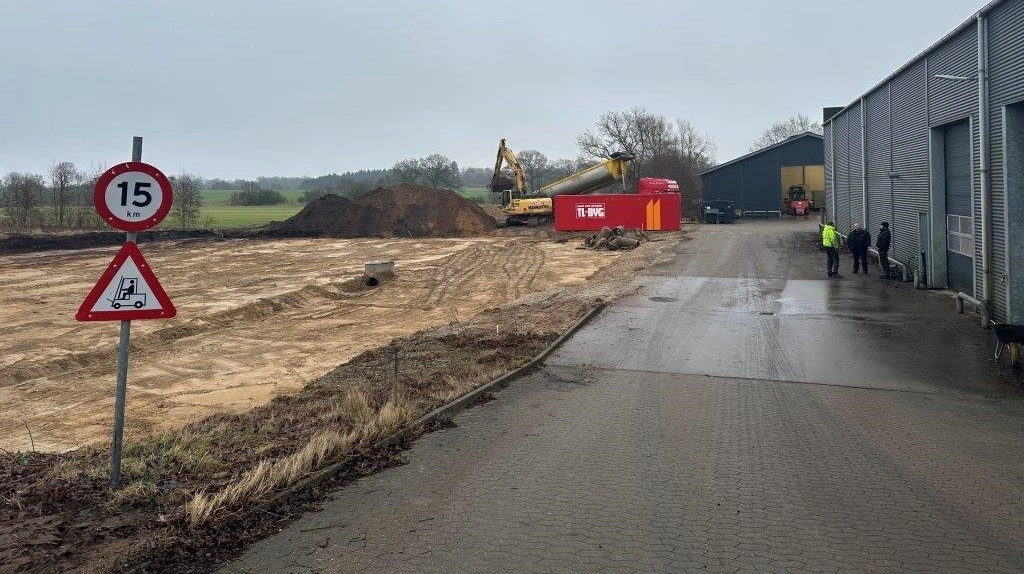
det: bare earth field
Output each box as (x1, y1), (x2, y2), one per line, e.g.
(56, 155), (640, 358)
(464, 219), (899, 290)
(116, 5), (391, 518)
(0, 235), (627, 453)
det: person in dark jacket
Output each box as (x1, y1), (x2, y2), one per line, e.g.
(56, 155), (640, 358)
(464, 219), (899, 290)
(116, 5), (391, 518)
(847, 222), (871, 274)
(876, 222), (892, 277)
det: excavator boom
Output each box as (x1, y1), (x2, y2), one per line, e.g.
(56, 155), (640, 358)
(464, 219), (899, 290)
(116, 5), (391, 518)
(489, 138), (526, 195)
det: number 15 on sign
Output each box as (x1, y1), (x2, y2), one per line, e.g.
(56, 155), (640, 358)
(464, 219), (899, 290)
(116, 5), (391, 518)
(93, 162), (173, 232)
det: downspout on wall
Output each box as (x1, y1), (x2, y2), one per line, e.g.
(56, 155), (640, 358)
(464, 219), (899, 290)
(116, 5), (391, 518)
(977, 13), (992, 320)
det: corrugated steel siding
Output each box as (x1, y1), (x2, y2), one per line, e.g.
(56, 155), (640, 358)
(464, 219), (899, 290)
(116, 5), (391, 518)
(847, 100), (865, 233)
(890, 61), (931, 271)
(824, 123), (834, 218)
(986, 0), (1024, 322)
(864, 89), (892, 232)
(834, 112), (852, 229)
(928, 27), (979, 127)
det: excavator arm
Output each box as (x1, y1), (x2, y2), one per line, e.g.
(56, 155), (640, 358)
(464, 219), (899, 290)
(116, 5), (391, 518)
(489, 138), (527, 195)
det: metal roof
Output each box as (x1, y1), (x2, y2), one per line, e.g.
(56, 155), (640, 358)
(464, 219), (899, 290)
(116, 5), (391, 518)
(823, 0), (1006, 125)
(698, 132), (823, 176)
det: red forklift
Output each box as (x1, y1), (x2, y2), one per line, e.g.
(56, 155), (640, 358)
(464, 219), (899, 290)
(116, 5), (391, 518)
(785, 185), (810, 217)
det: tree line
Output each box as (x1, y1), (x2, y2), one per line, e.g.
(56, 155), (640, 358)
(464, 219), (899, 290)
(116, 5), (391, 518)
(0, 164), (203, 231)
(0, 112), (814, 231)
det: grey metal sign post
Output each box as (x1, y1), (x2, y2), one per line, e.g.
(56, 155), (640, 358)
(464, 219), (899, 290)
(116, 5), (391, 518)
(76, 136), (176, 489)
(109, 137), (143, 489)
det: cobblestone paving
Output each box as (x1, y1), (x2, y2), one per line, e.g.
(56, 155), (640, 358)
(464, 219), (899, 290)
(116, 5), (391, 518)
(222, 366), (1024, 573)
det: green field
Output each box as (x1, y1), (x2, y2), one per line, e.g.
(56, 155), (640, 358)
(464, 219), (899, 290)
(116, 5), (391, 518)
(197, 205), (303, 227)
(460, 187), (501, 204)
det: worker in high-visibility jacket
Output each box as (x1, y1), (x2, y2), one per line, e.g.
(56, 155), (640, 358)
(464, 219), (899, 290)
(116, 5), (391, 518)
(822, 221), (842, 278)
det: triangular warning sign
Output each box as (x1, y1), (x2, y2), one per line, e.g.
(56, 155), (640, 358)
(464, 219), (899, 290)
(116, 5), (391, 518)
(76, 241), (177, 321)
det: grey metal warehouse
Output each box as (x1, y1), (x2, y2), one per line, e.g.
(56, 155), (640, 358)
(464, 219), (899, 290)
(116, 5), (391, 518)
(824, 0), (1023, 325)
(700, 133), (824, 216)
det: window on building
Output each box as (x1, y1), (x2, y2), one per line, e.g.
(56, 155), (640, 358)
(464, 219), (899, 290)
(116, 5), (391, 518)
(946, 214), (974, 256)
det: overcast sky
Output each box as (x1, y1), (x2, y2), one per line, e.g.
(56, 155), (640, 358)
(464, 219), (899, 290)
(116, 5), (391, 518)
(0, 0), (983, 180)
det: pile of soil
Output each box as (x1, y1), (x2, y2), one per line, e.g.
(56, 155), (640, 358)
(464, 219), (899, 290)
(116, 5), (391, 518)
(263, 184), (496, 238)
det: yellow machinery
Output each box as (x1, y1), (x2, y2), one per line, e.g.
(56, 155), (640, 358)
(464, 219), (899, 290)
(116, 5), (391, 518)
(488, 139), (633, 226)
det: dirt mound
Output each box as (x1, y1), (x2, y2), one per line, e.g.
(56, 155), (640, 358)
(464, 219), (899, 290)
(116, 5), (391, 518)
(263, 184), (496, 238)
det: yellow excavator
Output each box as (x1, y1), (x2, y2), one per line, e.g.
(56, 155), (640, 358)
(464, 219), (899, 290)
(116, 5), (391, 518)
(488, 139), (633, 227)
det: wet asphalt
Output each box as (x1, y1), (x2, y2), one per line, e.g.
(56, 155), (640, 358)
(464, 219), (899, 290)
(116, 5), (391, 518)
(220, 219), (1024, 574)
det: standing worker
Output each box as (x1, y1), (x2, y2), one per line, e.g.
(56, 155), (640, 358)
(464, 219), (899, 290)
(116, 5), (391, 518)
(877, 222), (892, 277)
(822, 220), (842, 279)
(847, 222), (871, 274)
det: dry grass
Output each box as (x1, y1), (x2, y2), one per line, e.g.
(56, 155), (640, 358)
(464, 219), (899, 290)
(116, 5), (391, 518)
(186, 428), (359, 527)
(185, 398), (415, 527)
(182, 359), (509, 527)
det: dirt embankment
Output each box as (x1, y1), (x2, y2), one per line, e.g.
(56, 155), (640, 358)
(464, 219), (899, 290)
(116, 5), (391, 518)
(0, 230), (241, 255)
(263, 184), (496, 238)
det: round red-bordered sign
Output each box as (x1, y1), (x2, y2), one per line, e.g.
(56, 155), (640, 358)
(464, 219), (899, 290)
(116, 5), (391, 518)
(93, 162), (174, 232)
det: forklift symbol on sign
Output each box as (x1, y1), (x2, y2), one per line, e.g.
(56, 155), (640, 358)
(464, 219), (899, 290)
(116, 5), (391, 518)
(108, 277), (147, 309)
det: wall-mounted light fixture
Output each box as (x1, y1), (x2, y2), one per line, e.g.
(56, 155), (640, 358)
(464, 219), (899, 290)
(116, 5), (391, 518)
(933, 73), (977, 82)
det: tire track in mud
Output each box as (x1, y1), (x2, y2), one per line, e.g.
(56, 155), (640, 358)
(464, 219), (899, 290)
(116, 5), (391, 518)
(741, 242), (803, 383)
(423, 244), (494, 307)
(508, 246), (545, 300)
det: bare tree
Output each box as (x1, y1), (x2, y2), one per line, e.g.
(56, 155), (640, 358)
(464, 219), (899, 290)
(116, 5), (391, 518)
(48, 161), (82, 228)
(0, 172), (45, 229)
(419, 154), (462, 189)
(171, 172), (203, 229)
(390, 158), (423, 185)
(577, 107), (676, 186)
(546, 157), (586, 182)
(516, 150), (549, 191)
(749, 113), (822, 151)
(676, 120), (717, 170)
(71, 164), (108, 229)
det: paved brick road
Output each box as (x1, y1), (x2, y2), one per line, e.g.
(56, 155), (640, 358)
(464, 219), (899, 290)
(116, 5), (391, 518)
(222, 221), (1024, 573)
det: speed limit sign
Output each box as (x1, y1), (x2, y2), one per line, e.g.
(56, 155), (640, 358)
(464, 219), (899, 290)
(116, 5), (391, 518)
(93, 162), (174, 231)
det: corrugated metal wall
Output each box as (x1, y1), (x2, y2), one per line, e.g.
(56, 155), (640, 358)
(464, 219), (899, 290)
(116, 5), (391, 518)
(824, 123), (834, 219)
(985, 0), (1024, 321)
(834, 112), (852, 229)
(847, 101), (865, 231)
(891, 61), (931, 264)
(824, 0), (1023, 323)
(864, 89), (891, 232)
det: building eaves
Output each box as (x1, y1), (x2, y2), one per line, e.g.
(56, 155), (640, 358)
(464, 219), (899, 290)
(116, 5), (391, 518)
(698, 132), (823, 176)
(824, 0), (1005, 125)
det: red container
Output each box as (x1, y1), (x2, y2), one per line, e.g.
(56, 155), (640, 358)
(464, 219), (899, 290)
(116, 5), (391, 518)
(553, 193), (681, 231)
(638, 177), (679, 194)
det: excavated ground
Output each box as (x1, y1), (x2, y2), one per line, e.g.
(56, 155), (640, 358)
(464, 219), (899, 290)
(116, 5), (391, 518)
(0, 234), (629, 453)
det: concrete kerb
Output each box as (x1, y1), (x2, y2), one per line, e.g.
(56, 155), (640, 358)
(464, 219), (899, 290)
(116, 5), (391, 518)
(263, 302), (608, 508)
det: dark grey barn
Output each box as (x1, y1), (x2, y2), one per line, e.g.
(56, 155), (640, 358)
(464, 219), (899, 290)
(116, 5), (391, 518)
(699, 133), (824, 215)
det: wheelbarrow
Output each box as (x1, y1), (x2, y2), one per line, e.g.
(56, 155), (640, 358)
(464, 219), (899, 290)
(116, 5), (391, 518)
(993, 324), (1024, 367)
